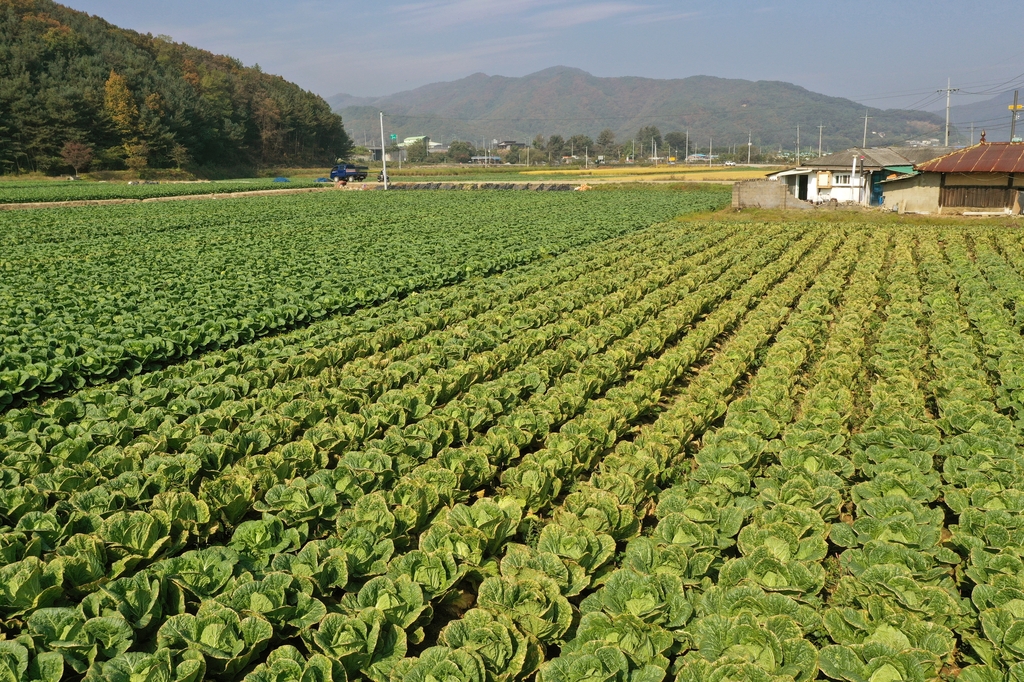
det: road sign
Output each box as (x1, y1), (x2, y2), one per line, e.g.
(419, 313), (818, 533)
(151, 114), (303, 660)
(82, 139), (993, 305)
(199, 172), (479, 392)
(1011, 105), (1024, 110)
(390, 134), (397, 141)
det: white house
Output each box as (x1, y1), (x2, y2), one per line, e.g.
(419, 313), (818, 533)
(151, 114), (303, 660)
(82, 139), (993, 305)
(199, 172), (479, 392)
(767, 146), (954, 206)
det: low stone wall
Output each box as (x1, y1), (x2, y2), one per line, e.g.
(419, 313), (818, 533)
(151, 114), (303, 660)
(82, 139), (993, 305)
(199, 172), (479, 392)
(732, 179), (810, 209)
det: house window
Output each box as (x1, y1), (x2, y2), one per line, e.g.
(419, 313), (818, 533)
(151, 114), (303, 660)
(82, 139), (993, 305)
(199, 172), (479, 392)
(833, 174), (851, 185)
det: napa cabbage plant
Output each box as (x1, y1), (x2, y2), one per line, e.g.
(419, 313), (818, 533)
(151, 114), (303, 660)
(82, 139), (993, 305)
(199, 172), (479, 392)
(242, 646), (339, 682)
(683, 612), (818, 682)
(271, 539), (350, 596)
(536, 646), (665, 682)
(306, 607), (406, 682)
(579, 568), (692, 629)
(0, 638), (63, 682)
(387, 550), (464, 600)
(437, 608), (540, 682)
(476, 574), (573, 644)
(0, 557), (64, 618)
(25, 607), (133, 674)
(157, 601), (273, 676)
(389, 647), (487, 682)
(82, 649), (206, 682)
(215, 572), (327, 633)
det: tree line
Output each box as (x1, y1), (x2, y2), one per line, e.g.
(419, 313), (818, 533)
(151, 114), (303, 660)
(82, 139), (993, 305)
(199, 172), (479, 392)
(0, 0), (353, 176)
(384, 126), (792, 166)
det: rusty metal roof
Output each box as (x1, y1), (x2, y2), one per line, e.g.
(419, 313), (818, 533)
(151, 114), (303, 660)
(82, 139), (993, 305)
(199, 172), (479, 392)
(917, 143), (1024, 173)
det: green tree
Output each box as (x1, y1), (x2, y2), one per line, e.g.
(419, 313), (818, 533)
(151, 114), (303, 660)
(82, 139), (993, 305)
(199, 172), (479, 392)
(568, 135), (594, 157)
(447, 140), (474, 164)
(637, 125), (663, 152)
(406, 139), (429, 163)
(596, 129), (615, 152)
(547, 135), (565, 161)
(170, 143), (190, 170)
(125, 141), (149, 173)
(664, 132), (687, 157)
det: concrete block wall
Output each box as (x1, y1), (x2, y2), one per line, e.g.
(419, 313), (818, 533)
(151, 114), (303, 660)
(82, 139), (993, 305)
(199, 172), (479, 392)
(732, 180), (810, 209)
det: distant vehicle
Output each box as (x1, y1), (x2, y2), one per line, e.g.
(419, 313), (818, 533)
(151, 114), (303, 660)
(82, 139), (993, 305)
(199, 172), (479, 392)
(724, 161), (737, 166)
(330, 163), (369, 182)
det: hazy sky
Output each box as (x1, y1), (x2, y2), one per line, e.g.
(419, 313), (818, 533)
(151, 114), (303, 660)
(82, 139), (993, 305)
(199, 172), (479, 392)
(66, 0), (1024, 110)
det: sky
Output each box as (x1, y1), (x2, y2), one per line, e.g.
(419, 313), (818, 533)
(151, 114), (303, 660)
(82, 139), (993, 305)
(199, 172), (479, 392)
(65, 0), (1024, 111)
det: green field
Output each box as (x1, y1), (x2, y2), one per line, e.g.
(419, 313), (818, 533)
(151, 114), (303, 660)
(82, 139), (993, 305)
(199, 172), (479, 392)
(0, 188), (727, 408)
(0, 179), (322, 204)
(3, 188), (1024, 682)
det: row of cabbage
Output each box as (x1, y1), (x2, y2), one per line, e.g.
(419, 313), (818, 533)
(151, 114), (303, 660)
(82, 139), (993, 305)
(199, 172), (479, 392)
(0, 218), (807, 680)
(0, 187), (729, 409)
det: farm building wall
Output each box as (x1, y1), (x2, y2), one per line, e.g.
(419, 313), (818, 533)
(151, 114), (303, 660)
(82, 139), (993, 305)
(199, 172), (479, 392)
(884, 174), (941, 214)
(944, 173), (1018, 187)
(732, 180), (812, 209)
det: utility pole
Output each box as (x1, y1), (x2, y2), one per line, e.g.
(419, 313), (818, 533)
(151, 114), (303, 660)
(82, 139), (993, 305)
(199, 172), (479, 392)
(971, 122), (975, 146)
(796, 126), (800, 167)
(709, 138), (713, 167)
(862, 112), (871, 148)
(747, 130), (752, 165)
(1011, 90), (1022, 142)
(818, 124), (824, 158)
(939, 78), (959, 146)
(685, 130), (689, 163)
(379, 111), (388, 190)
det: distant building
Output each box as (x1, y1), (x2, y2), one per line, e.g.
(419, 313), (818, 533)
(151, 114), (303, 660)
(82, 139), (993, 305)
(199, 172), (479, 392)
(398, 136), (430, 148)
(495, 141), (524, 150)
(470, 156), (503, 164)
(767, 146), (954, 205)
(883, 142), (1024, 214)
(366, 146), (407, 163)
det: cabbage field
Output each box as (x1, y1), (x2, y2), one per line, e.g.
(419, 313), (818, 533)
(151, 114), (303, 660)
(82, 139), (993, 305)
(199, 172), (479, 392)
(2, 191), (1023, 682)
(0, 179), (321, 204)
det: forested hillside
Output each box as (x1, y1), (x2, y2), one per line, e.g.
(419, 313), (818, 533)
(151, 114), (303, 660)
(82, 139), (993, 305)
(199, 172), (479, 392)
(0, 0), (352, 175)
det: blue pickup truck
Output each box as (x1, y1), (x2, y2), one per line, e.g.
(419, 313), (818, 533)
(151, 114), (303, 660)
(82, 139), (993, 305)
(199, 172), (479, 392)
(329, 163), (369, 182)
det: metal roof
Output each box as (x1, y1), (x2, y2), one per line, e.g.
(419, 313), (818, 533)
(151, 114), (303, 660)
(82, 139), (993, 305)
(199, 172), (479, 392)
(916, 143), (1024, 173)
(798, 146), (954, 170)
(898, 147), (957, 165)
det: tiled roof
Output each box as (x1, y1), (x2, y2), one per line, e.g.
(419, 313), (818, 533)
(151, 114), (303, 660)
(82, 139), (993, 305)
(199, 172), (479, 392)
(798, 146), (954, 170)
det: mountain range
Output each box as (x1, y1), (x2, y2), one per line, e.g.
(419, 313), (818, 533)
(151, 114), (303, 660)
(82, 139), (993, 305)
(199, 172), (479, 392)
(330, 67), (947, 151)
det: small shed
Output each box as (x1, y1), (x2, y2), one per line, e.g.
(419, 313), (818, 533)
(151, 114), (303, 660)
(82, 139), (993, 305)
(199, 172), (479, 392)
(883, 142), (1024, 214)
